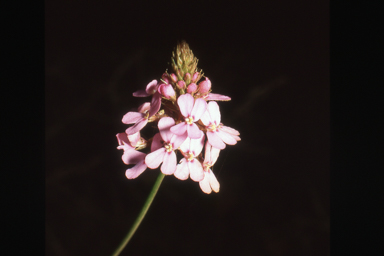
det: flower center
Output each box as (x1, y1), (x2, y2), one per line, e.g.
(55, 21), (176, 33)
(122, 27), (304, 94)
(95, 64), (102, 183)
(208, 122), (217, 132)
(164, 143), (173, 153)
(185, 116), (194, 124)
(186, 152), (195, 161)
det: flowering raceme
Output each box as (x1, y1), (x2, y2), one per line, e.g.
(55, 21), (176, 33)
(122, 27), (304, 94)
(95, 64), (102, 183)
(116, 41), (240, 194)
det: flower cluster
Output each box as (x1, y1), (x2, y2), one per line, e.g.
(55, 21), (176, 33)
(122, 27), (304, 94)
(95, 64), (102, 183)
(116, 41), (240, 194)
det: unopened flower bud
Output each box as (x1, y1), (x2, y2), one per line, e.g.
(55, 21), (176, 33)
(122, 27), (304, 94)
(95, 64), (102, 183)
(198, 78), (211, 94)
(170, 73), (178, 83)
(191, 72), (200, 83)
(161, 73), (170, 84)
(187, 83), (197, 94)
(184, 73), (191, 84)
(159, 84), (176, 101)
(177, 80), (186, 89)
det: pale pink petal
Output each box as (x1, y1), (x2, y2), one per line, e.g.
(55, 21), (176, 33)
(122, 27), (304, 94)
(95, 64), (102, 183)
(127, 132), (140, 147)
(149, 92), (162, 117)
(122, 112), (143, 124)
(125, 160), (147, 179)
(205, 93), (231, 101)
(187, 123), (203, 139)
(233, 135), (241, 141)
(137, 102), (151, 113)
(145, 148), (166, 169)
(199, 174), (212, 194)
(217, 130), (237, 145)
(177, 93), (194, 117)
(125, 118), (148, 135)
(200, 109), (212, 126)
(145, 80), (158, 95)
(174, 159), (189, 180)
(158, 117), (175, 143)
(204, 141), (212, 163)
(206, 131), (226, 149)
(170, 131), (188, 149)
(208, 169), (220, 192)
(133, 90), (150, 97)
(189, 134), (205, 155)
(190, 98), (207, 121)
(170, 122), (187, 135)
(122, 150), (146, 165)
(151, 133), (163, 152)
(161, 152), (177, 175)
(188, 160), (204, 182)
(220, 125), (240, 136)
(209, 146), (221, 165)
(116, 133), (129, 146)
(178, 137), (190, 153)
(207, 101), (221, 124)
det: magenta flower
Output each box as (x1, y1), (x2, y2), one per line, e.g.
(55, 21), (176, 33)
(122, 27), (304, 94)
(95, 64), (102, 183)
(200, 101), (240, 149)
(199, 141), (221, 194)
(174, 134), (205, 182)
(116, 133), (148, 179)
(145, 117), (188, 175)
(170, 93), (207, 139)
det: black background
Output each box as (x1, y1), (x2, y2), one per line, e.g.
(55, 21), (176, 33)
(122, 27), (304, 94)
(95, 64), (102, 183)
(45, 1), (329, 255)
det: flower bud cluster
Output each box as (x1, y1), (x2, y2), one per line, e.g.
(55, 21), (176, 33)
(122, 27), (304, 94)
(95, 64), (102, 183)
(116, 42), (240, 194)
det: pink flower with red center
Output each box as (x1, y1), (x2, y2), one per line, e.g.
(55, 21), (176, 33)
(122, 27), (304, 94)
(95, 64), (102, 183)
(145, 117), (188, 175)
(200, 101), (240, 149)
(199, 141), (221, 194)
(170, 93), (207, 139)
(116, 133), (148, 179)
(174, 134), (205, 182)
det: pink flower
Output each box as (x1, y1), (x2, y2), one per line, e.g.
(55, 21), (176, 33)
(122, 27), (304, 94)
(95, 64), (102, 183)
(199, 141), (220, 194)
(203, 93), (231, 101)
(158, 83), (176, 101)
(132, 80), (162, 117)
(197, 77), (211, 95)
(170, 93), (207, 139)
(145, 117), (187, 175)
(116, 133), (148, 179)
(122, 102), (151, 135)
(174, 134), (205, 182)
(200, 101), (240, 149)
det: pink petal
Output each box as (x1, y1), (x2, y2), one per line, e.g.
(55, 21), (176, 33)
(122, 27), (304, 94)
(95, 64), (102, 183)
(204, 141), (212, 163)
(122, 150), (146, 165)
(190, 98), (207, 121)
(207, 169), (220, 192)
(133, 90), (150, 97)
(205, 93), (231, 101)
(187, 123), (203, 139)
(127, 132), (140, 147)
(125, 160), (147, 179)
(125, 118), (148, 135)
(200, 109), (212, 126)
(145, 80), (158, 95)
(206, 131), (226, 150)
(220, 125), (240, 136)
(145, 148), (166, 169)
(151, 133), (163, 152)
(170, 131), (188, 149)
(170, 122), (187, 135)
(137, 102), (151, 113)
(177, 93), (194, 117)
(209, 145), (221, 165)
(174, 159), (189, 180)
(149, 92), (162, 117)
(188, 160), (204, 182)
(178, 137), (190, 153)
(199, 173), (212, 194)
(116, 133), (129, 146)
(217, 129), (237, 145)
(122, 112), (143, 124)
(189, 133), (205, 155)
(207, 101), (221, 124)
(158, 117), (175, 143)
(161, 151), (177, 175)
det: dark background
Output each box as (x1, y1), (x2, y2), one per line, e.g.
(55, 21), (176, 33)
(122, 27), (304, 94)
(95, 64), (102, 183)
(45, 1), (329, 255)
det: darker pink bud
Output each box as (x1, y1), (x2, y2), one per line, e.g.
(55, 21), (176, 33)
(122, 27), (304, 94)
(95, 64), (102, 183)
(184, 73), (191, 84)
(198, 78), (211, 94)
(191, 72), (199, 83)
(161, 73), (170, 84)
(177, 80), (186, 89)
(170, 73), (178, 83)
(187, 83), (197, 94)
(159, 84), (176, 100)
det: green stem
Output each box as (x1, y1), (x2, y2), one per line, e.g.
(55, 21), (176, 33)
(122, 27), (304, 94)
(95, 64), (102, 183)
(112, 173), (165, 256)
